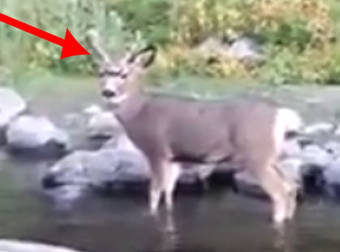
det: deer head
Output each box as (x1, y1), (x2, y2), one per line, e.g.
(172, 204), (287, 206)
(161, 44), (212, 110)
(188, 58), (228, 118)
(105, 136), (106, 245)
(87, 30), (157, 105)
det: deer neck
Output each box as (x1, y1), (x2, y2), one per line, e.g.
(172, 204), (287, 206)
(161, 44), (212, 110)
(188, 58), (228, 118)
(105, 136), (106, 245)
(114, 90), (146, 123)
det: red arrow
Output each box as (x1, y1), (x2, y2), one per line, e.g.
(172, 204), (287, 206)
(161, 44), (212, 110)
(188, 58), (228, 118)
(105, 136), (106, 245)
(0, 12), (90, 59)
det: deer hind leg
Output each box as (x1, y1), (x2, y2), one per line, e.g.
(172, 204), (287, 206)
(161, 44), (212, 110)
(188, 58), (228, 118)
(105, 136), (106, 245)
(286, 185), (298, 220)
(280, 170), (299, 220)
(272, 163), (299, 220)
(149, 174), (163, 215)
(256, 164), (292, 224)
(164, 162), (181, 211)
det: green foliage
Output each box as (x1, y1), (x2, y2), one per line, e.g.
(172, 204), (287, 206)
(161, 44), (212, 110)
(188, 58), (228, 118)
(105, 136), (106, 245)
(1, 0), (340, 85)
(261, 18), (312, 51)
(0, 0), (136, 74)
(112, 0), (171, 44)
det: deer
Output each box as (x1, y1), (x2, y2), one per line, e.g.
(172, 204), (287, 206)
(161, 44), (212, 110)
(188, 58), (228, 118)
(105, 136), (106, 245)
(87, 32), (303, 224)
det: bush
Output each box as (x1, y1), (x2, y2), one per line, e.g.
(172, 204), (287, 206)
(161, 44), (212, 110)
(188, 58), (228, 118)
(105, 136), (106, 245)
(1, 0), (340, 85)
(112, 0), (171, 45)
(0, 0), (139, 74)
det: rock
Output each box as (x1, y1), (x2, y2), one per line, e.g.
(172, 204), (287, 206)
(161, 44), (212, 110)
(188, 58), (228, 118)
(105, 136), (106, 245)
(324, 159), (340, 185)
(300, 144), (333, 169)
(62, 113), (84, 128)
(303, 122), (336, 135)
(0, 88), (27, 143)
(179, 163), (216, 184)
(83, 104), (103, 115)
(196, 35), (264, 64)
(324, 141), (340, 157)
(88, 148), (150, 185)
(0, 239), (85, 252)
(42, 148), (150, 190)
(279, 158), (303, 184)
(228, 36), (264, 63)
(86, 111), (123, 139)
(6, 115), (70, 156)
(43, 150), (93, 187)
(45, 184), (86, 204)
(43, 138), (218, 193)
(102, 133), (140, 152)
(281, 138), (302, 158)
(234, 171), (265, 198)
(334, 126), (340, 136)
(196, 37), (229, 59)
(324, 157), (340, 198)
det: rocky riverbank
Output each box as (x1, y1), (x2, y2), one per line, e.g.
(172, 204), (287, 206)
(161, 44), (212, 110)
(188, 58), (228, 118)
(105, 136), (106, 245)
(1, 86), (340, 203)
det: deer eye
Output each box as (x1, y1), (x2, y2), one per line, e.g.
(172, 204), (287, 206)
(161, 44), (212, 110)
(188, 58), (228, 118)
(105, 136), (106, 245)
(99, 70), (121, 77)
(120, 72), (128, 79)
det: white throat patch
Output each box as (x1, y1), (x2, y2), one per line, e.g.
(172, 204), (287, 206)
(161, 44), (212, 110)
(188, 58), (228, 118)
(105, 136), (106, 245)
(106, 93), (129, 105)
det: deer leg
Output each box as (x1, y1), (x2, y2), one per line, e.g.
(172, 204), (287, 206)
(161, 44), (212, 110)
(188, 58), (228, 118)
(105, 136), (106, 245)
(149, 159), (166, 215)
(273, 164), (299, 220)
(284, 179), (299, 220)
(256, 165), (290, 224)
(149, 176), (163, 215)
(286, 186), (298, 219)
(164, 162), (181, 211)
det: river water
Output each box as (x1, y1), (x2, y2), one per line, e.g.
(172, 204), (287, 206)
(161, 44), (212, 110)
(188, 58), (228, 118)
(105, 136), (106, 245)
(0, 76), (340, 252)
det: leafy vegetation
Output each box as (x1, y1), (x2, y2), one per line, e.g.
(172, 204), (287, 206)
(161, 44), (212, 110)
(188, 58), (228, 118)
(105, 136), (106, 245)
(1, 0), (340, 85)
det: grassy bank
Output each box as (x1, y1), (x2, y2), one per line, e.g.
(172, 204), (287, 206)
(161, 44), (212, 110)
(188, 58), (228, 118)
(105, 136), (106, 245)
(1, 0), (340, 86)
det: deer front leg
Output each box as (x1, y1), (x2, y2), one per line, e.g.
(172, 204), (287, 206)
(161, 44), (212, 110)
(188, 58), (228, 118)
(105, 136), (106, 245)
(149, 160), (182, 214)
(149, 158), (165, 214)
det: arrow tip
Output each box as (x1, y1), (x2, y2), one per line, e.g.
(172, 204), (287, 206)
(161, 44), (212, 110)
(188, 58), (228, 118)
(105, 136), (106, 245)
(60, 29), (90, 60)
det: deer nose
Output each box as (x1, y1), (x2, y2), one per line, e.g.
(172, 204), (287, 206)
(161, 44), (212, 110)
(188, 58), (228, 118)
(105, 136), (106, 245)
(102, 90), (116, 98)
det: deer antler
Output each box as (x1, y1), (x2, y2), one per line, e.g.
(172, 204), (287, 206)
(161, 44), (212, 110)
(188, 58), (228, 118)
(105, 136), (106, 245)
(86, 29), (112, 64)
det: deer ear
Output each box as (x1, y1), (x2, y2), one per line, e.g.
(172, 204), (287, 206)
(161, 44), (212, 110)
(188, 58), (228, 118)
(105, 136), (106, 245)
(129, 45), (157, 68)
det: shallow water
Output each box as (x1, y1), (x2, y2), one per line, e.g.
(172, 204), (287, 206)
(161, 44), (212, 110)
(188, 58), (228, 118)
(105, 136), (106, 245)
(1, 77), (340, 252)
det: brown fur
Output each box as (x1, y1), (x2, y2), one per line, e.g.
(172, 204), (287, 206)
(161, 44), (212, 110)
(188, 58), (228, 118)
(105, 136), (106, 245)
(87, 36), (298, 223)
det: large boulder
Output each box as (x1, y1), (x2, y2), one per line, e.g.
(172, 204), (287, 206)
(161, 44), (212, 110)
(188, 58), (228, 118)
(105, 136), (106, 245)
(0, 239), (86, 252)
(102, 133), (141, 152)
(300, 144), (333, 169)
(281, 137), (303, 158)
(227, 36), (264, 63)
(324, 157), (340, 199)
(196, 35), (264, 64)
(6, 115), (70, 157)
(85, 109), (123, 139)
(42, 148), (150, 191)
(324, 140), (340, 157)
(0, 88), (27, 144)
(42, 132), (218, 194)
(303, 122), (336, 135)
(42, 152), (213, 190)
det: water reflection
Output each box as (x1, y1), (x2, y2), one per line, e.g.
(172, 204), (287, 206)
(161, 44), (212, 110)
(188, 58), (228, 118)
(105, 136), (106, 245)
(156, 213), (179, 252)
(1, 149), (340, 252)
(149, 210), (300, 252)
(272, 222), (297, 252)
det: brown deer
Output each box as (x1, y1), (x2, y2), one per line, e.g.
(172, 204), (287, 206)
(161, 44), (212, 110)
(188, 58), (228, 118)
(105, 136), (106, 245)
(87, 32), (303, 224)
